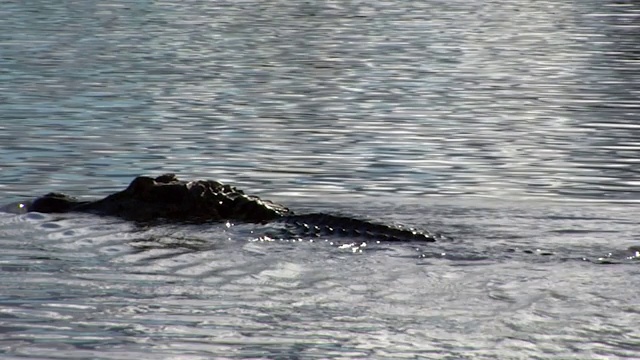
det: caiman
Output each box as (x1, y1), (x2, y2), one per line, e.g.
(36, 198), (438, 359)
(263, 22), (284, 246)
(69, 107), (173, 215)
(21, 174), (443, 242)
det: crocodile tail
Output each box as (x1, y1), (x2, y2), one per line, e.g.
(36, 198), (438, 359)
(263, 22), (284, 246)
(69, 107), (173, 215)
(282, 213), (437, 242)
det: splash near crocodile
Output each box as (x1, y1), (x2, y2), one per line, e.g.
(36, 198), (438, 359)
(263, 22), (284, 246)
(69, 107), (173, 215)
(22, 174), (445, 243)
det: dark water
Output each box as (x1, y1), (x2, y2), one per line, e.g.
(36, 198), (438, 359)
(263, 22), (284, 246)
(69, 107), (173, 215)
(1, 1), (639, 359)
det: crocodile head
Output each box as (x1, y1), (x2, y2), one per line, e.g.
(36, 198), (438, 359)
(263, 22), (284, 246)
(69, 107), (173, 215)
(28, 174), (290, 223)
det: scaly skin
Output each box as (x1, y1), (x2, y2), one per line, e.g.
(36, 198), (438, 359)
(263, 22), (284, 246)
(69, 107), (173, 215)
(26, 174), (437, 242)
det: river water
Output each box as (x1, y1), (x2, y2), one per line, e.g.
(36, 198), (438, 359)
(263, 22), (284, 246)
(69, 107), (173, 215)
(1, 1), (639, 359)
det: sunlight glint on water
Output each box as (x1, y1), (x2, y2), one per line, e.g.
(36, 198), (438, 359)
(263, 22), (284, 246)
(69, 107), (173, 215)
(0, 1), (639, 359)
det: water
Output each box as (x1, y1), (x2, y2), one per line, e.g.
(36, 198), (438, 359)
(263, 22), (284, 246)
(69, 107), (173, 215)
(1, 0), (639, 358)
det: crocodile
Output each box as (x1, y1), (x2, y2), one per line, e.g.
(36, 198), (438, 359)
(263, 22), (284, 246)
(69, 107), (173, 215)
(22, 174), (442, 242)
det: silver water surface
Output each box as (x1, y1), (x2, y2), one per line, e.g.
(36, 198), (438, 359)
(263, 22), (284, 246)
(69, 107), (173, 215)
(1, 0), (638, 200)
(1, 201), (639, 359)
(1, 0), (639, 359)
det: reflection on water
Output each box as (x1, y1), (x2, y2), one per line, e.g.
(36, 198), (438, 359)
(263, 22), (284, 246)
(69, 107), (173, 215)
(0, 0), (639, 359)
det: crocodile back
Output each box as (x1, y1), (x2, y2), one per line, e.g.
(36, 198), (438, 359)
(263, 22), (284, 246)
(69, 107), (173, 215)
(282, 213), (437, 242)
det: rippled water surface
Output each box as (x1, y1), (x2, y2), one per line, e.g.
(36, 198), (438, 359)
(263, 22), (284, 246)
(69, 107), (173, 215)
(1, 1), (639, 359)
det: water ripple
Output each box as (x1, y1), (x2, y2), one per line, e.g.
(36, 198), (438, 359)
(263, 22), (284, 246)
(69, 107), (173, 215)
(1, 0), (640, 358)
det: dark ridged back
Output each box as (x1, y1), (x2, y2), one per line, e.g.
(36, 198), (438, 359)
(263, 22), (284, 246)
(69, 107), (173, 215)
(282, 213), (437, 242)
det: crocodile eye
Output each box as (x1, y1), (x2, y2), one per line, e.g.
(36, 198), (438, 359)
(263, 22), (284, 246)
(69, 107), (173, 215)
(127, 176), (156, 194)
(155, 173), (177, 183)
